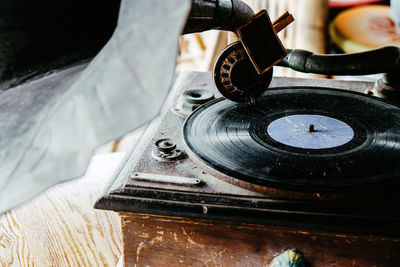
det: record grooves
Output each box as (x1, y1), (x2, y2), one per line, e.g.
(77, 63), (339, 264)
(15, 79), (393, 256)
(183, 87), (400, 194)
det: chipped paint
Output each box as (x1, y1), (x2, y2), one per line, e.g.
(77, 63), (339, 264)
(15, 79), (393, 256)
(149, 236), (163, 245)
(181, 227), (205, 249)
(136, 242), (146, 263)
(135, 232), (164, 263)
(139, 232), (149, 238)
(204, 248), (228, 267)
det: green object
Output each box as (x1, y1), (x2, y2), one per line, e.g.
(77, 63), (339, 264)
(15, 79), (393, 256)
(270, 249), (306, 267)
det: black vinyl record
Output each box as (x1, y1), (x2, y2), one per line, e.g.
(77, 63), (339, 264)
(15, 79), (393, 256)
(183, 87), (400, 192)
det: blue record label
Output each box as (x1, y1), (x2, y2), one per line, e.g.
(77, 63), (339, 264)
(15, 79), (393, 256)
(267, 114), (354, 149)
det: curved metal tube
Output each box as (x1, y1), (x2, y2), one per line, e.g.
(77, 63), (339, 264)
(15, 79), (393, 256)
(279, 46), (400, 76)
(183, 0), (254, 34)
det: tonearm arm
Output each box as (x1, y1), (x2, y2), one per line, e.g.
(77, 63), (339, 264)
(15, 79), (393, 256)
(191, 1), (400, 102)
(184, 0), (296, 102)
(183, 0), (254, 34)
(280, 47), (400, 100)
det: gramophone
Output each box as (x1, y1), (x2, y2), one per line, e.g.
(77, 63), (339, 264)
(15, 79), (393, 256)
(2, 0), (400, 266)
(94, 1), (400, 266)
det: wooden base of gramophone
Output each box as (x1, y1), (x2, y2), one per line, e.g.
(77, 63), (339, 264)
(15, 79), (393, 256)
(120, 213), (399, 266)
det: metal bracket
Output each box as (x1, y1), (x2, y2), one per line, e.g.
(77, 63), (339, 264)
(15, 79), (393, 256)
(237, 10), (294, 74)
(130, 172), (202, 186)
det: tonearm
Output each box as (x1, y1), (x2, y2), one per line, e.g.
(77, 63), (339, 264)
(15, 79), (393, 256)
(185, 0), (400, 102)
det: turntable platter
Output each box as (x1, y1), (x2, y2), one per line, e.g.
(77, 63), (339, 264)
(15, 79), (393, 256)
(183, 87), (400, 192)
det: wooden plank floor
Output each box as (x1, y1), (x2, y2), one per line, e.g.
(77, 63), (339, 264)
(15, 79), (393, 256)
(0, 153), (124, 266)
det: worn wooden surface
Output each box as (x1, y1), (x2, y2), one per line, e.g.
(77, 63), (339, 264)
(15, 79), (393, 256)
(0, 153), (124, 266)
(122, 213), (400, 267)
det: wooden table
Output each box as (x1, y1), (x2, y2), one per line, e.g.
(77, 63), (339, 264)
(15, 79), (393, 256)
(0, 153), (124, 266)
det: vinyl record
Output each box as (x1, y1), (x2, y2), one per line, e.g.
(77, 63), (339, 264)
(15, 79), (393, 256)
(183, 87), (400, 192)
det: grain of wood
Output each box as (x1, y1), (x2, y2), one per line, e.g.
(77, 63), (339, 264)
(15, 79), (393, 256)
(0, 153), (124, 267)
(122, 213), (400, 267)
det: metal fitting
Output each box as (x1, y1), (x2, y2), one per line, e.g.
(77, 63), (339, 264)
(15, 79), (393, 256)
(152, 138), (183, 162)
